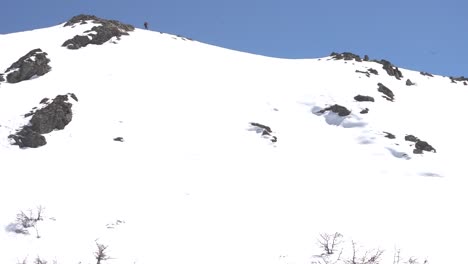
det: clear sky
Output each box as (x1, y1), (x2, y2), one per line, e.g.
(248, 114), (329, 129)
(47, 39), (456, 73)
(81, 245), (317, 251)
(1, 0), (466, 77)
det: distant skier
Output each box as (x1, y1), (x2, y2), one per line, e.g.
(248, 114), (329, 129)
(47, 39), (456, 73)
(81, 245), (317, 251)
(144, 21), (148, 30)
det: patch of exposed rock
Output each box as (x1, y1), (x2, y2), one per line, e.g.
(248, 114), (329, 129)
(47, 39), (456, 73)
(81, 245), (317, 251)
(354, 95), (375, 102)
(373, 59), (403, 80)
(249, 122), (277, 143)
(406, 79), (415, 86)
(360, 108), (369, 114)
(318, 104), (351, 116)
(420, 71), (434, 77)
(0, 74), (4, 82)
(62, 14), (135, 49)
(377, 83), (394, 101)
(449, 76), (468, 84)
(330, 52), (362, 62)
(9, 93), (78, 148)
(383, 132), (396, 139)
(405, 134), (436, 154)
(4, 49), (51, 83)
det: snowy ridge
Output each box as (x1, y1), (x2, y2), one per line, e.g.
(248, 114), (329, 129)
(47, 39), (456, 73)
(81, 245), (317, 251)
(0, 15), (467, 264)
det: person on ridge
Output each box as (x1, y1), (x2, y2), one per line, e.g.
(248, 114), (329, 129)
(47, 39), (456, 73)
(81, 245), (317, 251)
(144, 21), (148, 30)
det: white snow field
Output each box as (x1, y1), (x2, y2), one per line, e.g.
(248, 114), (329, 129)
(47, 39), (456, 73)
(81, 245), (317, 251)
(0, 16), (467, 264)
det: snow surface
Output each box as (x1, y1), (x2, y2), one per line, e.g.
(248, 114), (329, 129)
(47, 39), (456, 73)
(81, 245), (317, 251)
(0, 20), (467, 264)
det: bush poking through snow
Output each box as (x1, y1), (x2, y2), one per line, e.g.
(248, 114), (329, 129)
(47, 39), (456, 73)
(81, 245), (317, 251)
(6, 206), (44, 238)
(94, 240), (111, 264)
(312, 233), (427, 264)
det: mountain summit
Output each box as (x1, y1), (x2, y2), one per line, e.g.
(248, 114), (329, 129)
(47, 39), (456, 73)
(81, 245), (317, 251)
(0, 14), (467, 264)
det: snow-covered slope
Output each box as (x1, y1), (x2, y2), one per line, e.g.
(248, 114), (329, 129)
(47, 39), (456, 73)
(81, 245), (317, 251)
(1, 15), (467, 264)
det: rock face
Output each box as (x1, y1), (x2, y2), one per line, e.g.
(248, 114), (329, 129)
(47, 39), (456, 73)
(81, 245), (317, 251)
(330, 52), (362, 62)
(318, 104), (351, 116)
(62, 14), (135, 49)
(354, 95), (375, 102)
(9, 93), (78, 148)
(374, 59), (403, 80)
(4, 49), (51, 83)
(377, 83), (394, 101)
(0, 74), (4, 82)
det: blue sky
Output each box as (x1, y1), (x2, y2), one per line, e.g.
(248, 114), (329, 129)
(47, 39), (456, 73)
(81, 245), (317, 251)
(1, 0), (466, 76)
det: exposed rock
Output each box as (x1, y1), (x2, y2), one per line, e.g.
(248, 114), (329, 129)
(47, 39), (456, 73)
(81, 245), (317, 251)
(449, 76), (468, 83)
(383, 132), (396, 139)
(354, 95), (375, 102)
(318, 104), (351, 116)
(249, 122), (277, 143)
(404, 135), (419, 143)
(62, 14), (135, 49)
(9, 93), (76, 148)
(405, 134), (436, 154)
(114, 137), (124, 142)
(330, 52), (362, 62)
(406, 79), (415, 86)
(374, 59), (403, 80)
(377, 83), (394, 101)
(415, 140), (436, 153)
(355, 70), (370, 77)
(0, 74), (4, 82)
(360, 108), (369, 114)
(368, 68), (378, 75)
(8, 127), (47, 148)
(420, 71), (434, 77)
(464, 82), (467, 86)
(4, 49), (51, 83)
(364, 55), (369, 61)
(40, 98), (49, 104)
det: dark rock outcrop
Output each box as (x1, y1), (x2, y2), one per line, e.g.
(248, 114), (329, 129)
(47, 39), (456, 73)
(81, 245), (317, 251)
(4, 49), (51, 83)
(364, 55), (370, 61)
(355, 70), (370, 77)
(374, 59), (403, 80)
(406, 79), (415, 86)
(360, 108), (369, 114)
(368, 68), (378, 75)
(62, 14), (135, 49)
(449, 76), (468, 83)
(377, 83), (394, 101)
(318, 104), (351, 116)
(383, 132), (396, 139)
(9, 93), (77, 148)
(330, 52), (362, 62)
(405, 134), (436, 154)
(420, 72), (434, 77)
(114, 137), (124, 142)
(0, 74), (4, 82)
(250, 122), (277, 143)
(9, 128), (47, 148)
(404, 135), (419, 143)
(354, 95), (375, 102)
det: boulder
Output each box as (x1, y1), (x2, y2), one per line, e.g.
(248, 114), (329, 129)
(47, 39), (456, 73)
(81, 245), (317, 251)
(62, 14), (135, 49)
(404, 135), (419, 143)
(377, 83), (394, 101)
(415, 140), (436, 153)
(354, 95), (375, 102)
(368, 68), (378, 75)
(364, 55), (370, 61)
(4, 49), (51, 83)
(406, 79), (415, 86)
(318, 104), (351, 116)
(360, 108), (369, 114)
(114, 137), (124, 142)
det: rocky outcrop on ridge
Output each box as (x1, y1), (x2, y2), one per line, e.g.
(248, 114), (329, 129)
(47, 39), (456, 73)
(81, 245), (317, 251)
(9, 93), (78, 148)
(330, 52), (363, 62)
(249, 122), (277, 143)
(374, 59), (403, 80)
(3, 49), (51, 83)
(62, 14), (135, 49)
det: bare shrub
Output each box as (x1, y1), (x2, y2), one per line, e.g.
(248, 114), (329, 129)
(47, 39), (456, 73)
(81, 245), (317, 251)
(6, 206), (44, 238)
(94, 240), (111, 264)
